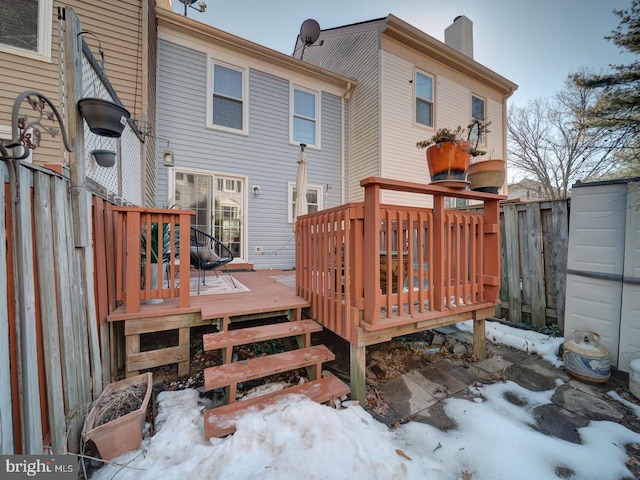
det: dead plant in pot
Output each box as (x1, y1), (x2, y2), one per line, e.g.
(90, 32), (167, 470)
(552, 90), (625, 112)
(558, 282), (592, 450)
(416, 118), (491, 185)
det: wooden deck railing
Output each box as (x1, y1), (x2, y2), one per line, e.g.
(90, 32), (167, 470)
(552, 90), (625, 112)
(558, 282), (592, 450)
(111, 206), (194, 313)
(295, 176), (503, 343)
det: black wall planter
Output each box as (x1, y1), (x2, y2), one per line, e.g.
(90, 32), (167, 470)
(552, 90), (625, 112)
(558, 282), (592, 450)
(78, 98), (130, 138)
(91, 149), (116, 168)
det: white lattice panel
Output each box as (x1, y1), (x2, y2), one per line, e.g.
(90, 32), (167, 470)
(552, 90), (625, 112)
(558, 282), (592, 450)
(81, 49), (143, 205)
(120, 125), (142, 205)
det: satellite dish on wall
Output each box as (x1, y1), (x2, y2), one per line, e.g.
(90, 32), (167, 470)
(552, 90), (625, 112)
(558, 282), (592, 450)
(300, 19), (321, 46)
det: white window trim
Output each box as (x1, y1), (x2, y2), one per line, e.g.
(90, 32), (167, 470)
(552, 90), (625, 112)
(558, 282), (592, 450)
(206, 59), (248, 135)
(287, 182), (323, 223)
(290, 84), (320, 149)
(414, 69), (435, 129)
(471, 94), (487, 145)
(0, 0), (53, 62)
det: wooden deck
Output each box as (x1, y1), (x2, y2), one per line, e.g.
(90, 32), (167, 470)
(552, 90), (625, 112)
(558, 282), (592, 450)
(107, 270), (307, 379)
(108, 270), (305, 323)
(106, 178), (504, 402)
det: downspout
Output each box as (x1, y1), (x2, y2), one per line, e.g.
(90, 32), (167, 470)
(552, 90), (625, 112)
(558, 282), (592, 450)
(503, 95), (508, 191)
(502, 87), (516, 192)
(341, 82), (353, 204)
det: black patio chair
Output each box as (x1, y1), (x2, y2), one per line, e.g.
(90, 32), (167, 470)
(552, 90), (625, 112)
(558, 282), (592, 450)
(189, 227), (236, 294)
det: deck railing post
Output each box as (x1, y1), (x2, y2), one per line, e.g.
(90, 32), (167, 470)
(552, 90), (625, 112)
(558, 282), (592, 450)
(363, 182), (381, 324)
(125, 210), (141, 313)
(482, 198), (501, 303)
(432, 193), (445, 311)
(178, 212), (192, 308)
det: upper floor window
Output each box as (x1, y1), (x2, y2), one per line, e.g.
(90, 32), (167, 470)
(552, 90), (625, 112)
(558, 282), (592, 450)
(292, 87), (318, 147)
(471, 95), (486, 144)
(211, 62), (245, 132)
(415, 71), (434, 127)
(0, 0), (52, 60)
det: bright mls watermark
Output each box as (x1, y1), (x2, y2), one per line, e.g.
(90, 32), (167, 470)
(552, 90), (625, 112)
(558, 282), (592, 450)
(1, 455), (77, 479)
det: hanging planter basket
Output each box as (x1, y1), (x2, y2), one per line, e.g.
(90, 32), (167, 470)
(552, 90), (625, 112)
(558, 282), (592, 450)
(78, 98), (130, 138)
(91, 149), (116, 168)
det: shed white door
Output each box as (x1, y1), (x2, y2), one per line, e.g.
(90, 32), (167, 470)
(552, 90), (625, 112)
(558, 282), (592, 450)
(564, 181), (640, 372)
(619, 182), (640, 372)
(564, 183), (626, 368)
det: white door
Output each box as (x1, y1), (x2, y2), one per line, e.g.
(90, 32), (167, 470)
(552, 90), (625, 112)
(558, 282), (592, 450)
(619, 182), (640, 372)
(564, 183), (626, 368)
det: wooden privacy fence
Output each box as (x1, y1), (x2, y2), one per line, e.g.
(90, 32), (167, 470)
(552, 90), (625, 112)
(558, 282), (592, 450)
(0, 163), (188, 455)
(1, 161), (100, 455)
(464, 199), (570, 331)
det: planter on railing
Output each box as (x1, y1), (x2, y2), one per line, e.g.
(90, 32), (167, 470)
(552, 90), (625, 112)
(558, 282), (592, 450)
(426, 140), (471, 188)
(468, 159), (506, 194)
(78, 98), (130, 138)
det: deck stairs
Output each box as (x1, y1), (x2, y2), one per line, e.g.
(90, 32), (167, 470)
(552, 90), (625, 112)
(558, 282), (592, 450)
(201, 318), (350, 438)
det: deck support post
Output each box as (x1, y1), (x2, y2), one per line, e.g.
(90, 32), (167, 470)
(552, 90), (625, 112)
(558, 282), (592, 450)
(473, 316), (486, 360)
(349, 343), (366, 403)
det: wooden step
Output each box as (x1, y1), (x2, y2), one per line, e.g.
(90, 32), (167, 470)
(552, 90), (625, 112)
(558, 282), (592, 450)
(203, 319), (322, 352)
(204, 375), (350, 438)
(203, 344), (335, 392)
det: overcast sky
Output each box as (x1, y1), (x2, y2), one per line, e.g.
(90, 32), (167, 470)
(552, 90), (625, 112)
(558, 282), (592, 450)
(171, 0), (636, 106)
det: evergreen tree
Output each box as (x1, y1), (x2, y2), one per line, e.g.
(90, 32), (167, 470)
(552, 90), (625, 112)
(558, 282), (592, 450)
(574, 0), (640, 138)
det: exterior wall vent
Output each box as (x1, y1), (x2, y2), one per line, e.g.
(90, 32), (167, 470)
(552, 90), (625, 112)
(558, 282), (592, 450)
(445, 15), (474, 59)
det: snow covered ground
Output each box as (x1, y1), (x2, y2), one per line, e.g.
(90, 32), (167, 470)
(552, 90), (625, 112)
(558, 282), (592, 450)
(87, 321), (640, 480)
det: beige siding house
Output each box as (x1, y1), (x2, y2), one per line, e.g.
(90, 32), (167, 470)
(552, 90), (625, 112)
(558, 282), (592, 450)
(0, 0), (157, 203)
(298, 15), (517, 206)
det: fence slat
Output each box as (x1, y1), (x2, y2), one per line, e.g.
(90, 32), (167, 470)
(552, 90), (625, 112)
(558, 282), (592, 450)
(503, 204), (522, 323)
(82, 191), (103, 398)
(33, 172), (66, 454)
(15, 165), (43, 454)
(52, 179), (82, 453)
(524, 203), (546, 327)
(0, 165), (14, 454)
(552, 200), (569, 331)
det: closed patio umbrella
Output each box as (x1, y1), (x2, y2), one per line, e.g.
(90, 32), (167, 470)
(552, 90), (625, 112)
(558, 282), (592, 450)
(293, 144), (308, 232)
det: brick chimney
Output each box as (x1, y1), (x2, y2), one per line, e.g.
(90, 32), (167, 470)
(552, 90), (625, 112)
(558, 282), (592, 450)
(445, 15), (473, 58)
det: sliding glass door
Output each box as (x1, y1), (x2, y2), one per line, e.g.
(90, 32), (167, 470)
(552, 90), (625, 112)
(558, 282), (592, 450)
(173, 170), (245, 260)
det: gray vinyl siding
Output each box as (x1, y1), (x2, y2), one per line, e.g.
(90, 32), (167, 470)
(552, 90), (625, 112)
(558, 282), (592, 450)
(303, 28), (381, 202)
(157, 39), (346, 269)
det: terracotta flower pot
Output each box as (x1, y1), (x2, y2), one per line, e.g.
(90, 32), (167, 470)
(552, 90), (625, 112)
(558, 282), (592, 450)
(426, 140), (471, 182)
(468, 159), (506, 194)
(83, 372), (152, 460)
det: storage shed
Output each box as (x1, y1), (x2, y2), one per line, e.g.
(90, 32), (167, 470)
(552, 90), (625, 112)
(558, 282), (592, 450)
(564, 178), (640, 373)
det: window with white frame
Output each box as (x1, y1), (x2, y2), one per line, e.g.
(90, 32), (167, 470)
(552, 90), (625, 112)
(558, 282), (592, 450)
(292, 86), (318, 147)
(288, 182), (322, 223)
(0, 0), (52, 59)
(211, 62), (245, 131)
(471, 95), (486, 144)
(415, 71), (434, 127)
